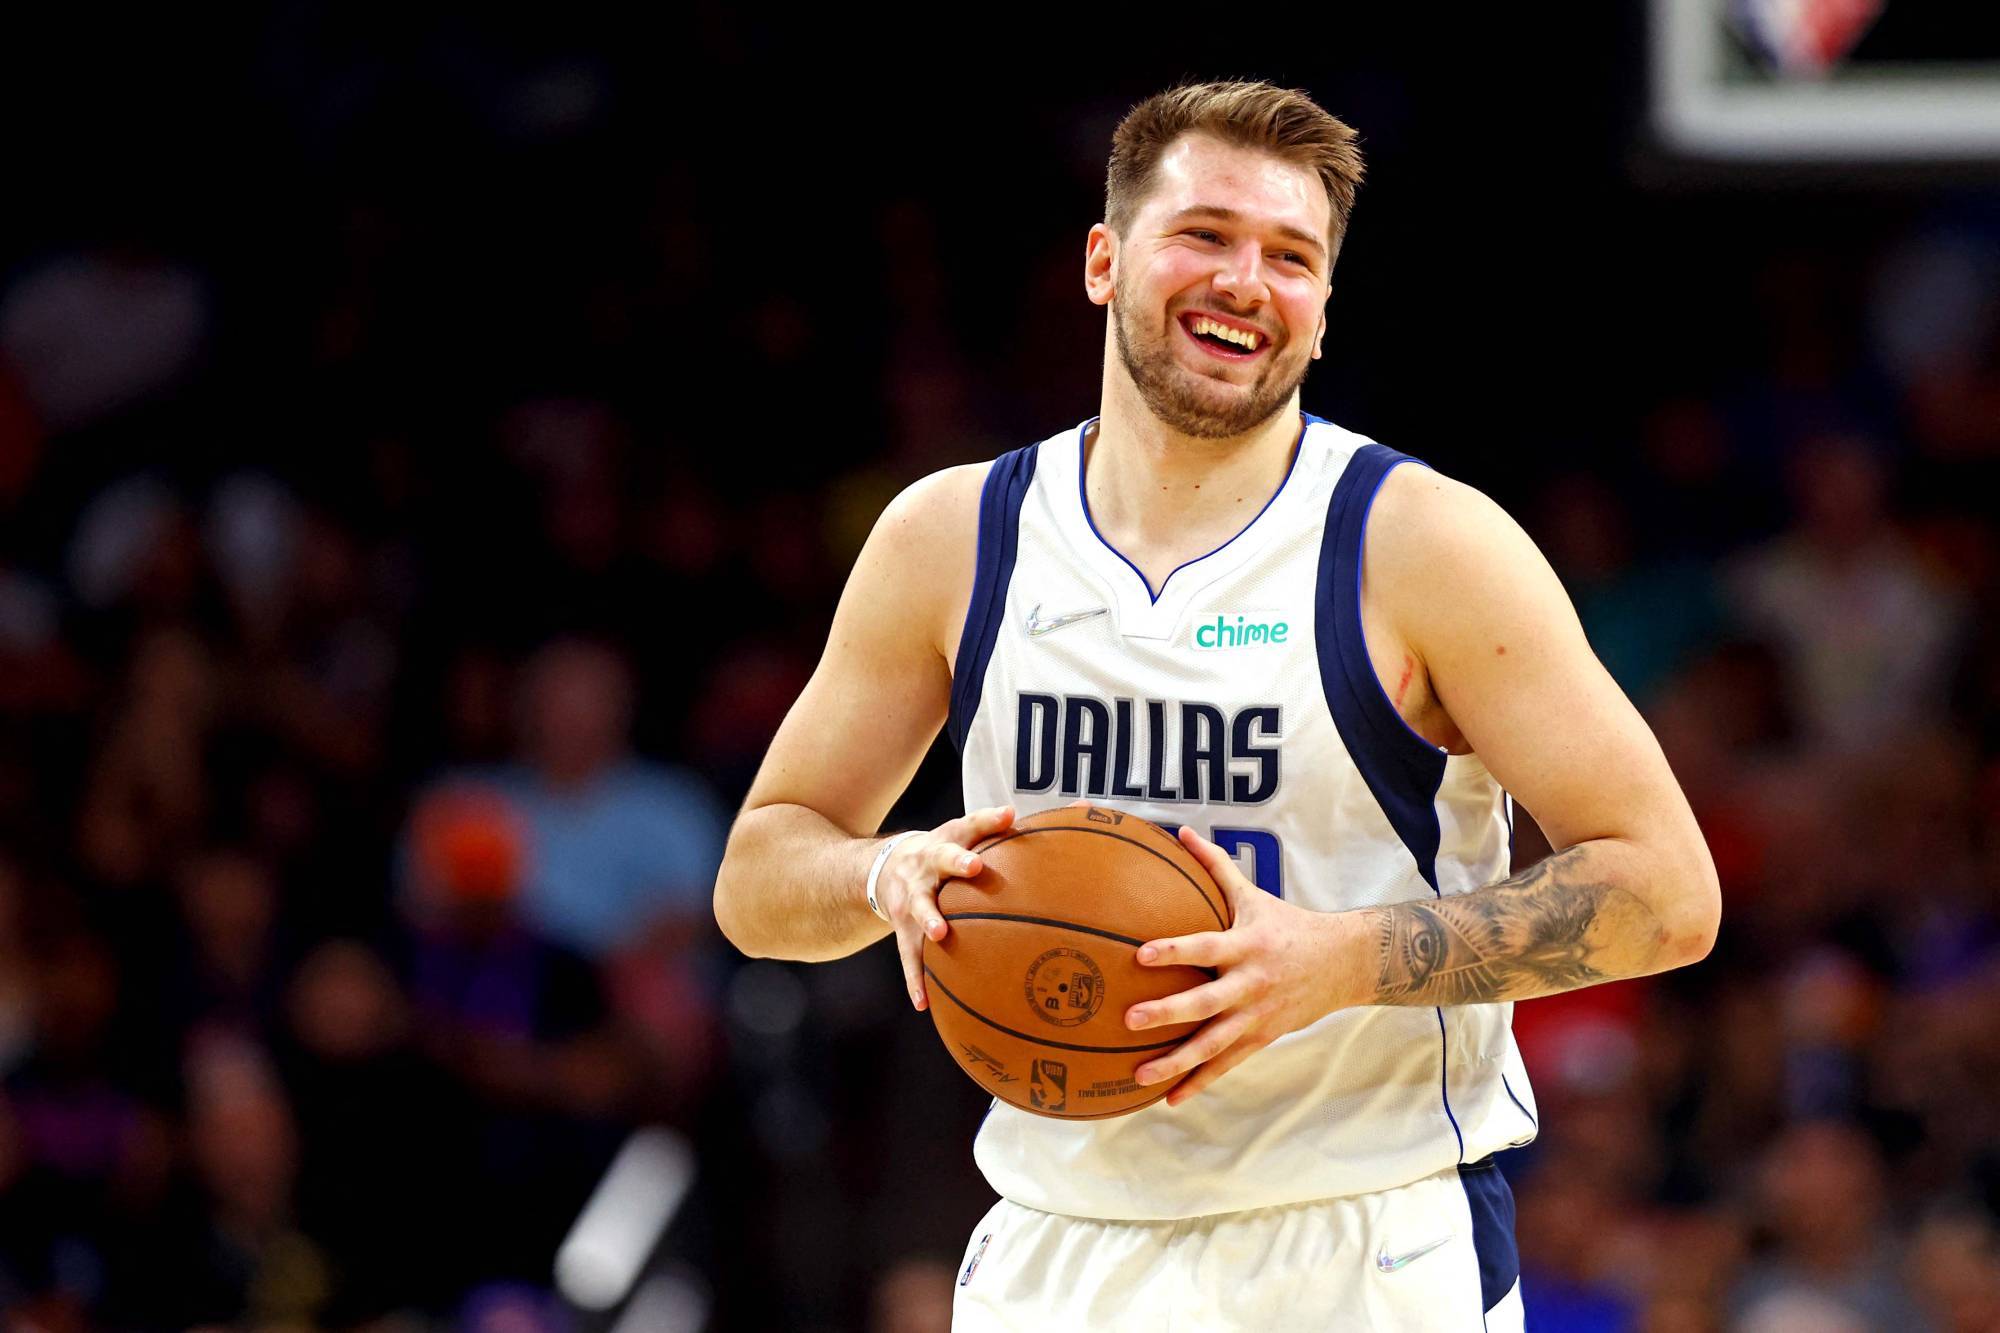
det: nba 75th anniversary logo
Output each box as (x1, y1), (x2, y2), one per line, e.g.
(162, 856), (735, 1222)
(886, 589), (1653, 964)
(1024, 947), (1103, 1026)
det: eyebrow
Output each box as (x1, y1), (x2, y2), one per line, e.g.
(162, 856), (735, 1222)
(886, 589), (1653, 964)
(1163, 205), (1327, 259)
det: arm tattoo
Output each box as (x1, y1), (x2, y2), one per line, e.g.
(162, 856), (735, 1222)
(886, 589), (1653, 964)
(1363, 846), (1667, 1006)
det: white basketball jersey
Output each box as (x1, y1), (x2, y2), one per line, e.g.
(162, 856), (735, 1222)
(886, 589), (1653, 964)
(949, 413), (1539, 1221)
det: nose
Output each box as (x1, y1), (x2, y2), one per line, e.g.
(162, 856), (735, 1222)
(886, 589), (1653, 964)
(1212, 238), (1270, 308)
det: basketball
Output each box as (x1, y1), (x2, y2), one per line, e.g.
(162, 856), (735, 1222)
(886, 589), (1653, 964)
(922, 806), (1232, 1119)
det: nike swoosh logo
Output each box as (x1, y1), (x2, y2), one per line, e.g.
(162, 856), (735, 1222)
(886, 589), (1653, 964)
(1376, 1234), (1452, 1273)
(1025, 603), (1108, 637)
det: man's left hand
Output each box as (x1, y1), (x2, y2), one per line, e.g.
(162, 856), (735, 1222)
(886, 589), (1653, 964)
(1127, 826), (1364, 1106)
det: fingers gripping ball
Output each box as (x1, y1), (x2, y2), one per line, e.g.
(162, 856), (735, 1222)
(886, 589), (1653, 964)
(921, 806), (1231, 1119)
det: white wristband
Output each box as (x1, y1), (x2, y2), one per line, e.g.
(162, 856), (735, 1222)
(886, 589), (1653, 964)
(866, 831), (925, 922)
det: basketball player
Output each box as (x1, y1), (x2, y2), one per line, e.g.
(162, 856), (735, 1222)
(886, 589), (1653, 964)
(713, 81), (1719, 1329)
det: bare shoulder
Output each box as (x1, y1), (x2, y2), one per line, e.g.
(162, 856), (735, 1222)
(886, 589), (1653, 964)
(846, 461), (993, 662)
(1365, 463), (1539, 580)
(1360, 457), (1587, 712)
(1365, 464), (1562, 628)
(871, 461), (989, 554)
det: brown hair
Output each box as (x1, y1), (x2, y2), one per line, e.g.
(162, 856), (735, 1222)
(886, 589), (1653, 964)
(1105, 80), (1364, 257)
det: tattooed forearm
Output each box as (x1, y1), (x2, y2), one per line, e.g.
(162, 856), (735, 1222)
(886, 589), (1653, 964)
(1361, 846), (1669, 1006)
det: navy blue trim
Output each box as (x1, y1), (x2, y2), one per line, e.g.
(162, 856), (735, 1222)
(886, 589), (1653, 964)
(1078, 413), (1309, 604)
(949, 444), (1039, 752)
(1315, 443), (1449, 890)
(1501, 1072), (1537, 1130)
(1435, 1009), (1466, 1160)
(1317, 442), (1466, 1158)
(1459, 1158), (1519, 1315)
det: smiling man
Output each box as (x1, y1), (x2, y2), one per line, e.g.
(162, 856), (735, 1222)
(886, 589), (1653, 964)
(713, 81), (1719, 1330)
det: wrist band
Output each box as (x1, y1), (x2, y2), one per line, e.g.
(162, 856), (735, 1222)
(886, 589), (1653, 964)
(866, 831), (924, 922)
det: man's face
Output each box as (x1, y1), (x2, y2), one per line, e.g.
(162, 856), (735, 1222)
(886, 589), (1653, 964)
(1098, 135), (1334, 438)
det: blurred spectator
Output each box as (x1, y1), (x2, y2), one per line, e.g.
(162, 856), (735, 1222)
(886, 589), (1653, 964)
(403, 783), (632, 1119)
(1732, 1120), (1926, 1329)
(76, 626), (215, 889)
(0, 248), (208, 433)
(1728, 434), (1964, 751)
(1515, 1165), (1638, 1331)
(245, 506), (399, 779)
(497, 637), (725, 962)
(1774, 948), (1879, 1122)
(204, 471), (300, 642)
(1624, 1207), (1746, 1332)
(278, 939), (471, 1319)
(66, 478), (210, 647)
(439, 646), (518, 768)
(1535, 472), (1721, 705)
(1872, 220), (2000, 464)
(166, 1038), (332, 1328)
(0, 930), (171, 1315)
(1907, 1209), (2000, 1333)
(689, 640), (814, 799)
(401, 782), (636, 1281)
(165, 848), (284, 1049)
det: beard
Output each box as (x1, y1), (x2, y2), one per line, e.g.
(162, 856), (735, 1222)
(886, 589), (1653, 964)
(1112, 298), (1311, 439)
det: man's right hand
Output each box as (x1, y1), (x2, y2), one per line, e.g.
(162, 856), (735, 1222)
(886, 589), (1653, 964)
(877, 804), (1016, 1010)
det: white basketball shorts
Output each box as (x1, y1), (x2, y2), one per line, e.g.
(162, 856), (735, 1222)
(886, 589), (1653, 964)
(950, 1157), (1524, 1331)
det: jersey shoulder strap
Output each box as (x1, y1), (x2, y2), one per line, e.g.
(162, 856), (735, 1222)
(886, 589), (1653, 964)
(1315, 442), (1450, 890)
(948, 443), (1040, 752)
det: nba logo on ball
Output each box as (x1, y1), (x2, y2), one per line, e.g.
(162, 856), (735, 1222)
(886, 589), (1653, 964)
(1030, 1059), (1068, 1112)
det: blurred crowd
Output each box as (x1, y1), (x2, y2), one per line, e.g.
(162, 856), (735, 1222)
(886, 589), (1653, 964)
(1502, 221), (2000, 1332)
(3, 14), (2000, 1333)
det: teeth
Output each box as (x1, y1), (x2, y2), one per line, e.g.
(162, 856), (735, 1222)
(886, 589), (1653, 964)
(1192, 316), (1259, 350)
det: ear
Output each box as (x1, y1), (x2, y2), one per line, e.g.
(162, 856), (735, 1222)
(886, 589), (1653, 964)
(1084, 223), (1117, 307)
(1311, 303), (1328, 360)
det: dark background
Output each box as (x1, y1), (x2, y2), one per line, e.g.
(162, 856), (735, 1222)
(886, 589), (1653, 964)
(0, 6), (1996, 1330)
